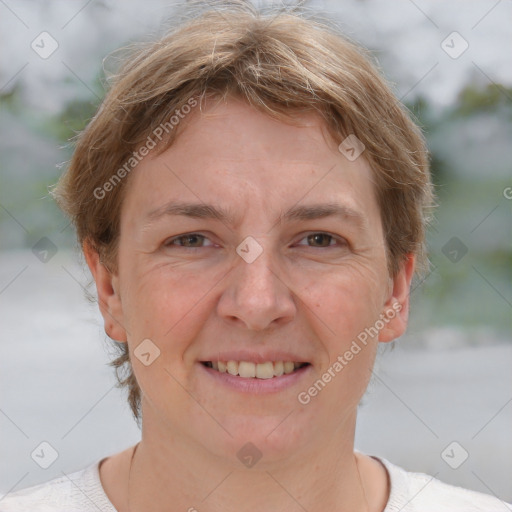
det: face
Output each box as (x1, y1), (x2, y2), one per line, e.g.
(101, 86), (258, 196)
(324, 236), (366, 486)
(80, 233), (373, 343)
(88, 98), (414, 466)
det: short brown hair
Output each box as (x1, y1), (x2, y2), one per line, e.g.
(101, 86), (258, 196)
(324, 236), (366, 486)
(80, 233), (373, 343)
(52, 1), (434, 420)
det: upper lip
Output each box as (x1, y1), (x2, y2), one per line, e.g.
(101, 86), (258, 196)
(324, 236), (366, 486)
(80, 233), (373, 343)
(199, 350), (311, 364)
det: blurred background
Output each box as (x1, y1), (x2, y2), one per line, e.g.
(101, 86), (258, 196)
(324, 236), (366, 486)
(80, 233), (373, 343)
(1, 0), (511, 504)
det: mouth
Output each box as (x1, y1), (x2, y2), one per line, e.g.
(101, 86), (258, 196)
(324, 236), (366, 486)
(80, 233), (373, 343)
(200, 360), (311, 379)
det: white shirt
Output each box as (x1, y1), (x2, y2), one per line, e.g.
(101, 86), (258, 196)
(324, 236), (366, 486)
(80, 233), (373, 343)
(1, 456), (510, 511)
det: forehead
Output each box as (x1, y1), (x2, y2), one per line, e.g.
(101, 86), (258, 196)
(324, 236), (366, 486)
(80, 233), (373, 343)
(120, 98), (381, 231)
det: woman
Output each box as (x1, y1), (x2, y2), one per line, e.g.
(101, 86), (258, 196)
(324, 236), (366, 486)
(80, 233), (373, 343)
(2, 2), (508, 511)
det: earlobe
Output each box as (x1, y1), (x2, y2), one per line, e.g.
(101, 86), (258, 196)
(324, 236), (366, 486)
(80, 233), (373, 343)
(83, 240), (128, 343)
(378, 254), (416, 343)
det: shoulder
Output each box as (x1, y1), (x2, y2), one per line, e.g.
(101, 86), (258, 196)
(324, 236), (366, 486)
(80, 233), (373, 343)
(0, 461), (116, 512)
(377, 456), (512, 512)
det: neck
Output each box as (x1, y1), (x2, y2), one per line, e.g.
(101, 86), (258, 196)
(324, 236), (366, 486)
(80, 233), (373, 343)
(126, 414), (370, 512)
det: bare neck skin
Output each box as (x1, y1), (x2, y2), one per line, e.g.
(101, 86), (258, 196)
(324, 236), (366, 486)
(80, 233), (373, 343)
(100, 411), (389, 512)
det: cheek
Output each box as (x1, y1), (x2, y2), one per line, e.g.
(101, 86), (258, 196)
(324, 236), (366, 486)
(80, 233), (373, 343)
(121, 266), (222, 410)
(292, 261), (386, 409)
(121, 264), (221, 350)
(294, 261), (387, 340)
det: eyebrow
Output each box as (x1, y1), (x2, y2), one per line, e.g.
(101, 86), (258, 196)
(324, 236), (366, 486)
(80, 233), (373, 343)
(145, 201), (367, 229)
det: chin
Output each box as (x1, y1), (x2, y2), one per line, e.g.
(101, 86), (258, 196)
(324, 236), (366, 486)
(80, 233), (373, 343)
(204, 412), (314, 468)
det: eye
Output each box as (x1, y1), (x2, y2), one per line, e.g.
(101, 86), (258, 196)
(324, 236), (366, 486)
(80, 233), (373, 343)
(296, 232), (345, 248)
(164, 233), (214, 248)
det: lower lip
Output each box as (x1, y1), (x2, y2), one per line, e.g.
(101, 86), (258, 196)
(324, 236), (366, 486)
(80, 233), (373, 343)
(198, 363), (312, 393)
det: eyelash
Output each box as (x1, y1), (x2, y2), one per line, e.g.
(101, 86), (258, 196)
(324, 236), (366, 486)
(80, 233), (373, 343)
(164, 232), (346, 249)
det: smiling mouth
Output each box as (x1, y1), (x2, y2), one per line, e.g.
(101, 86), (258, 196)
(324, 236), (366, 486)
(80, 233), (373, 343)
(201, 361), (310, 379)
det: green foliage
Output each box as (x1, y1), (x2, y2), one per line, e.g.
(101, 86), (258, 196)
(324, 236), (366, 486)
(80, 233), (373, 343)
(404, 96), (448, 190)
(428, 152), (450, 191)
(41, 72), (105, 143)
(50, 99), (100, 143)
(451, 83), (512, 118)
(0, 83), (24, 111)
(405, 95), (436, 132)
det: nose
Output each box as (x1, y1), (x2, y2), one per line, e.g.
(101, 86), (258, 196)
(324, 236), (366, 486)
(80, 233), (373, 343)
(217, 246), (297, 331)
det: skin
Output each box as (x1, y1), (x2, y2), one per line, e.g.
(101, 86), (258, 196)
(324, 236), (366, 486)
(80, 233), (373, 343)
(85, 98), (415, 512)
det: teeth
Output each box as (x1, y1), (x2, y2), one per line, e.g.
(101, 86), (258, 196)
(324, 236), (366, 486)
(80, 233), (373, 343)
(227, 360), (238, 376)
(255, 361), (274, 379)
(238, 361), (256, 378)
(283, 361), (295, 374)
(273, 361), (284, 376)
(207, 360), (306, 378)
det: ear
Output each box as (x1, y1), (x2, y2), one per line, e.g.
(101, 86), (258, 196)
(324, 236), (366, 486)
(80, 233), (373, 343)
(83, 240), (127, 343)
(378, 254), (416, 343)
